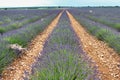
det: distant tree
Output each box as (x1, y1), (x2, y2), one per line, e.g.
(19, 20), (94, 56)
(88, 6), (90, 8)
(58, 6), (61, 8)
(4, 8), (7, 10)
(115, 6), (119, 8)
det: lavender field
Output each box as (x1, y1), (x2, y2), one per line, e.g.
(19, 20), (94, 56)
(31, 12), (98, 80)
(0, 9), (61, 73)
(69, 7), (120, 53)
(0, 8), (120, 80)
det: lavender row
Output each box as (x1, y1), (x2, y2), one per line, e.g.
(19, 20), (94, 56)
(69, 9), (120, 54)
(69, 8), (120, 31)
(31, 12), (98, 80)
(69, 7), (120, 23)
(0, 10), (61, 74)
(0, 10), (60, 34)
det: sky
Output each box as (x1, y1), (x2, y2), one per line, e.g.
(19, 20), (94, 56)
(0, 0), (120, 8)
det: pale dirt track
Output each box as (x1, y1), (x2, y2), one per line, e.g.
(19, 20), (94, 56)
(1, 12), (62, 80)
(67, 11), (120, 80)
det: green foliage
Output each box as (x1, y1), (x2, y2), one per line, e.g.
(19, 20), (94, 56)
(0, 22), (22, 34)
(50, 28), (77, 46)
(76, 17), (120, 54)
(0, 41), (17, 73)
(87, 15), (120, 31)
(0, 16), (40, 33)
(113, 23), (120, 31)
(3, 17), (12, 23)
(31, 49), (91, 80)
(0, 21), (4, 25)
(9, 22), (22, 29)
(0, 14), (57, 74)
(0, 27), (5, 34)
(0, 50), (16, 73)
(95, 29), (108, 40)
(14, 15), (25, 20)
(104, 35), (120, 52)
(3, 36), (26, 47)
(23, 16), (40, 24)
(31, 16), (94, 80)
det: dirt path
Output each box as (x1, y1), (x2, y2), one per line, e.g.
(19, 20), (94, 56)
(67, 11), (120, 80)
(1, 12), (62, 80)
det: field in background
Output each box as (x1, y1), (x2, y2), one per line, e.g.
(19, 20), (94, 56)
(0, 7), (120, 79)
(69, 7), (120, 54)
(0, 9), (61, 73)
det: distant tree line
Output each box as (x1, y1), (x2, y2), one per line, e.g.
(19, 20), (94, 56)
(0, 6), (120, 10)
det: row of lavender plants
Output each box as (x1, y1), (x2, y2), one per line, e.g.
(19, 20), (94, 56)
(0, 10), (61, 74)
(0, 10), (37, 26)
(31, 12), (98, 80)
(0, 9), (52, 22)
(73, 7), (120, 23)
(69, 9), (120, 54)
(0, 10), (51, 34)
(0, 13), (25, 25)
(70, 7), (120, 31)
(85, 15), (120, 31)
(0, 14), (26, 25)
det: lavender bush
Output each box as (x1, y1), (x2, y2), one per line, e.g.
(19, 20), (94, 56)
(31, 12), (98, 80)
(0, 15), (46, 33)
(69, 7), (120, 31)
(86, 15), (120, 31)
(0, 10), (61, 74)
(69, 8), (120, 53)
(0, 9), (60, 33)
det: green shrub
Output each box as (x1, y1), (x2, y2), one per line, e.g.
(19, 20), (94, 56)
(26, 16), (39, 23)
(31, 49), (91, 80)
(113, 23), (120, 31)
(0, 13), (58, 74)
(14, 15), (25, 20)
(3, 36), (26, 47)
(74, 16), (120, 54)
(87, 15), (120, 31)
(95, 29), (108, 40)
(0, 21), (4, 25)
(0, 41), (16, 73)
(9, 22), (22, 29)
(4, 17), (12, 23)
(0, 27), (5, 34)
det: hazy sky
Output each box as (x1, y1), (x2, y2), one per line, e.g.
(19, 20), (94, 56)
(0, 0), (120, 7)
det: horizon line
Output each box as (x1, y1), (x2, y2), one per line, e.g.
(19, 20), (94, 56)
(0, 5), (120, 8)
